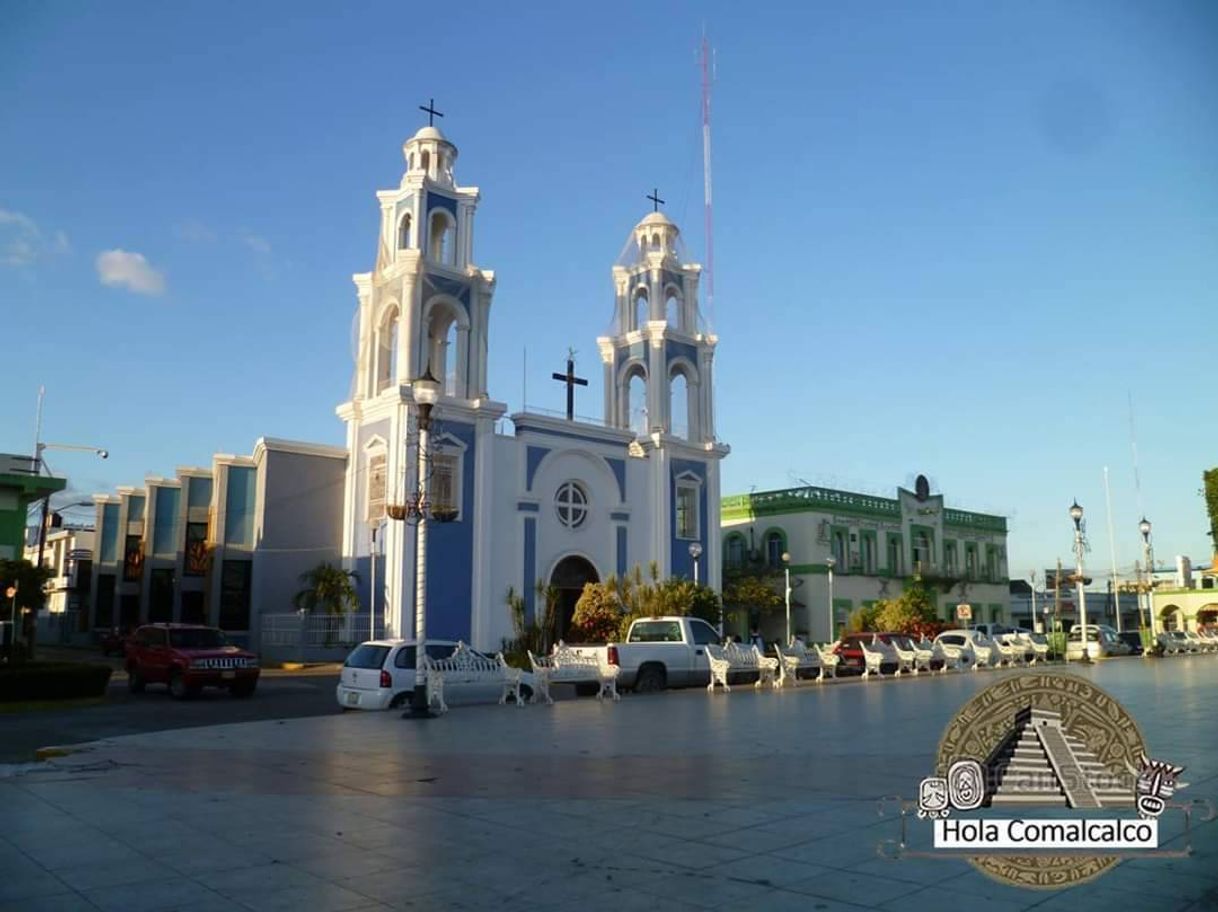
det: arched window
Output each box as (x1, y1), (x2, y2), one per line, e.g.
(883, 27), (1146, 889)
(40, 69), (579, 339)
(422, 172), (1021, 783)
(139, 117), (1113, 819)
(443, 320), (458, 396)
(665, 290), (681, 329)
(626, 368), (647, 433)
(429, 211), (456, 266)
(421, 149), (430, 173)
(376, 307), (398, 393)
(669, 370), (688, 439)
(725, 534), (745, 569)
(397, 213), (412, 249)
(651, 232), (661, 250)
(765, 531), (786, 568)
(633, 289), (648, 331)
(407, 153), (415, 171)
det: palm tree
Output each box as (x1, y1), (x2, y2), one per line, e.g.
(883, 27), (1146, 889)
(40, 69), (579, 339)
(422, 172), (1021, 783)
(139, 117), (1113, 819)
(293, 563), (360, 646)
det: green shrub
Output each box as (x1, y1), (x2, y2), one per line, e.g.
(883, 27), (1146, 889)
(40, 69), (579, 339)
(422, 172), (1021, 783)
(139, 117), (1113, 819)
(0, 662), (113, 702)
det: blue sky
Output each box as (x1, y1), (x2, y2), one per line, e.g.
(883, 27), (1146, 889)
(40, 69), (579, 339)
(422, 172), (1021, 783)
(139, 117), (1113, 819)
(2, 0), (1215, 580)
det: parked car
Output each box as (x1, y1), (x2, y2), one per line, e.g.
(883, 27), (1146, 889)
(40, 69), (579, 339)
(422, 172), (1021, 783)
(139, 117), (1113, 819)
(1116, 631), (1145, 656)
(1065, 625), (1120, 661)
(126, 624), (260, 699)
(335, 639), (535, 710)
(1074, 624), (1131, 656)
(832, 632), (904, 675)
(569, 616), (727, 692)
(934, 629), (1000, 667)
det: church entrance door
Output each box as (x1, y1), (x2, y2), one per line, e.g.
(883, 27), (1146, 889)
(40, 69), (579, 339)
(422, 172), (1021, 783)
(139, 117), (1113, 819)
(549, 556), (599, 641)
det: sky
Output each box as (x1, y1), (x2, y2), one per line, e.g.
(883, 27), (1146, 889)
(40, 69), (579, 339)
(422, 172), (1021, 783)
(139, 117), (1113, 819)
(2, 0), (1215, 582)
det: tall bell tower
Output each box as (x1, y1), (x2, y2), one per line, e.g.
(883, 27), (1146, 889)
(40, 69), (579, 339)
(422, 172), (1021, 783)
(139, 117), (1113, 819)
(337, 109), (505, 644)
(597, 204), (728, 587)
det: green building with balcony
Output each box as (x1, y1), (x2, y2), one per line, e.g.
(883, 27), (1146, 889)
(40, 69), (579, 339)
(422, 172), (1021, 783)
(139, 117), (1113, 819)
(721, 475), (1010, 642)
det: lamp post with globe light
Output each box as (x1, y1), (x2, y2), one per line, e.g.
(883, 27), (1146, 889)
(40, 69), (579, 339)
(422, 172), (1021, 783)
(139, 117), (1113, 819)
(1070, 500), (1090, 662)
(781, 552), (792, 645)
(826, 556), (836, 643)
(1140, 517), (1154, 634)
(688, 541), (702, 587)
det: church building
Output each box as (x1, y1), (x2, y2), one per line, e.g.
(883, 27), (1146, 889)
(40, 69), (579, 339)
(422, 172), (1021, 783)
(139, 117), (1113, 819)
(337, 119), (730, 650)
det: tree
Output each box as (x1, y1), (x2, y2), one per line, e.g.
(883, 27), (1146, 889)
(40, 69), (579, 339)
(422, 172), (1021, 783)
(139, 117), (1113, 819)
(570, 582), (622, 643)
(858, 579), (942, 638)
(1204, 468), (1218, 558)
(292, 563), (360, 616)
(721, 557), (784, 635)
(0, 559), (53, 663)
(500, 584), (560, 668)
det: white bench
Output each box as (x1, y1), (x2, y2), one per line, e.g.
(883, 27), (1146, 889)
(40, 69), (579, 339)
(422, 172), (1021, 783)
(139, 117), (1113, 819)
(816, 643), (841, 679)
(1018, 633), (1049, 664)
(776, 639), (822, 686)
(422, 641), (523, 713)
(932, 640), (963, 672)
(890, 638), (916, 676)
(912, 639), (935, 673)
(970, 641), (993, 670)
(860, 638), (888, 678)
(993, 639), (1023, 667)
(706, 642), (780, 692)
(528, 641), (620, 704)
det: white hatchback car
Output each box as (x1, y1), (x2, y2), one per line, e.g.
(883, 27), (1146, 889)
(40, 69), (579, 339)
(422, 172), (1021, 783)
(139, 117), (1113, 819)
(335, 639), (534, 710)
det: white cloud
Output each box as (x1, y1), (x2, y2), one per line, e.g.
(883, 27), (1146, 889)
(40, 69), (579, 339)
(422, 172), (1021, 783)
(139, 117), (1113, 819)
(95, 249), (166, 296)
(0, 208), (68, 268)
(239, 229), (272, 256)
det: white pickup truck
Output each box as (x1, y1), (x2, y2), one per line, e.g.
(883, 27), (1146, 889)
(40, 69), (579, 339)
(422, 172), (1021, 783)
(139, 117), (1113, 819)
(571, 615), (726, 692)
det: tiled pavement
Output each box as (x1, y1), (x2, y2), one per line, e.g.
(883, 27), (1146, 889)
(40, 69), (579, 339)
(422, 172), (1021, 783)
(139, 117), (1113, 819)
(2, 659), (1216, 911)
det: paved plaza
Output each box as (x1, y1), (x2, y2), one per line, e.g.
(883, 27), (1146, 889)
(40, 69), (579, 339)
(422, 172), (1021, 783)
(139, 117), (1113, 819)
(2, 659), (1216, 912)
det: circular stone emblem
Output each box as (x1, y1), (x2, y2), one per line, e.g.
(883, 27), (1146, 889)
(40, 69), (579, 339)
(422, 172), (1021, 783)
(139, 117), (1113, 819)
(934, 673), (1146, 888)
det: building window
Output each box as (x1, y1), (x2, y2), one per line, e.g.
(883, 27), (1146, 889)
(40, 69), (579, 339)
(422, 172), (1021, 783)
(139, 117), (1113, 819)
(887, 535), (903, 576)
(676, 482), (700, 540)
(944, 541), (957, 574)
(832, 529), (848, 569)
(861, 534), (877, 574)
(725, 535), (745, 569)
(429, 210), (456, 265)
(965, 544), (978, 580)
(184, 522), (209, 577)
(556, 481), (589, 529)
(765, 531), (785, 567)
(398, 212), (412, 249)
(149, 569), (174, 623)
(431, 452), (459, 518)
(218, 560), (252, 631)
(123, 535), (144, 582)
(367, 452), (386, 522)
(912, 530), (932, 572)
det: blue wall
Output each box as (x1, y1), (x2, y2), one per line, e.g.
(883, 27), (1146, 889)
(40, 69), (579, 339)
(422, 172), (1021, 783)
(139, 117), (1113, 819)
(421, 420), (476, 642)
(669, 459), (708, 581)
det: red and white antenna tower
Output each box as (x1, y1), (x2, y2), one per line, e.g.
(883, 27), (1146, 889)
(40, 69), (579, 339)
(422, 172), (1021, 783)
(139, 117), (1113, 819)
(700, 29), (716, 330)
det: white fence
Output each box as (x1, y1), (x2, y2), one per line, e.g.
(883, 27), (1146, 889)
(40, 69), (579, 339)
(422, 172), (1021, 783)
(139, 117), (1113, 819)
(259, 612), (385, 663)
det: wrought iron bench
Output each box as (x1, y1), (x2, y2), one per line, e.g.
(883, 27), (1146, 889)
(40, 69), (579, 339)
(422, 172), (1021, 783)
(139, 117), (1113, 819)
(890, 637), (916, 675)
(706, 642), (780, 693)
(860, 637), (888, 678)
(776, 639), (822, 686)
(815, 643), (841, 679)
(912, 638), (936, 673)
(528, 641), (620, 704)
(422, 641), (523, 713)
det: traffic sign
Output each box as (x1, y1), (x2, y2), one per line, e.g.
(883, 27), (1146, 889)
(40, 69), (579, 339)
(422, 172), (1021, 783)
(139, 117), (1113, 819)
(956, 603), (972, 621)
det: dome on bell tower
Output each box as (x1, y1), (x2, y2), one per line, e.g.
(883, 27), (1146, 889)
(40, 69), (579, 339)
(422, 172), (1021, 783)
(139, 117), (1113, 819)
(402, 123), (458, 187)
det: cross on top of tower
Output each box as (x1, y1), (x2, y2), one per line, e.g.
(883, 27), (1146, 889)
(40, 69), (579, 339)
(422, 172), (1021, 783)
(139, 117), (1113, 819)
(419, 98), (444, 127)
(646, 188), (665, 212)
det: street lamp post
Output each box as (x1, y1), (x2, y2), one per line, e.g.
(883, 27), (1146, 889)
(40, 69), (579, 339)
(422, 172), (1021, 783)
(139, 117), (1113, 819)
(369, 519), (384, 640)
(781, 551), (792, 645)
(1139, 517), (1154, 635)
(1070, 500), (1090, 663)
(826, 556), (836, 644)
(404, 370), (441, 720)
(33, 442), (108, 571)
(688, 542), (702, 588)
(1030, 570), (1039, 634)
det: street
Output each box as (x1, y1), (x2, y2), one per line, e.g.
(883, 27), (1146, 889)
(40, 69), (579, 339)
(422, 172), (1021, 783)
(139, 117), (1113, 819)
(0, 668), (341, 764)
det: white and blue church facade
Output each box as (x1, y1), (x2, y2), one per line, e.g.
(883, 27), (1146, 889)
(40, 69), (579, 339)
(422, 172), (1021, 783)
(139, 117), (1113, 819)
(337, 123), (729, 650)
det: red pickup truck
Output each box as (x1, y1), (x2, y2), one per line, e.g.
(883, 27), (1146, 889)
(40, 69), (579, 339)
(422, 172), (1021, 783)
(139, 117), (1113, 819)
(125, 623), (260, 699)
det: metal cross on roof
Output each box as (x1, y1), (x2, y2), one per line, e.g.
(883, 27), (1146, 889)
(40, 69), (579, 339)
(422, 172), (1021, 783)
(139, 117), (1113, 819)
(551, 350), (588, 421)
(419, 98), (444, 127)
(647, 188), (665, 212)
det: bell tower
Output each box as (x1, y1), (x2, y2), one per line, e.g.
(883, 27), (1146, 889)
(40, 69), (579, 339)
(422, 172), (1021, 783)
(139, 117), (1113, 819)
(337, 107), (504, 645)
(596, 202), (728, 589)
